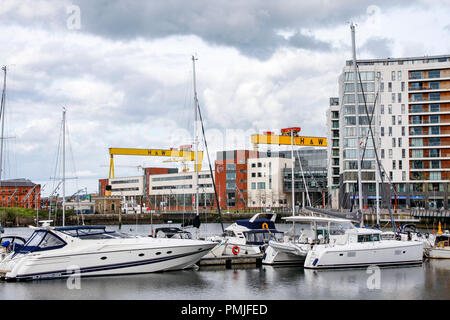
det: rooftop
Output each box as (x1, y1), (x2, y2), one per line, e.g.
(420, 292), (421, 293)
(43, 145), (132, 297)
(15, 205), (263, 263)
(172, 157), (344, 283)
(0, 179), (38, 187)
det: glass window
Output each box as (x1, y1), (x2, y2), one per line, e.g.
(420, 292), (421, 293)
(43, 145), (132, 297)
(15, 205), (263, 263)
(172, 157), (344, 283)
(429, 137), (440, 146)
(388, 105), (392, 114)
(412, 160), (423, 169)
(429, 92), (440, 101)
(428, 70), (440, 78)
(411, 138), (423, 147)
(389, 149), (393, 159)
(411, 105), (423, 113)
(411, 93), (423, 102)
(398, 93), (402, 103)
(429, 149), (440, 157)
(430, 104), (440, 112)
(430, 126), (440, 135)
(402, 126), (405, 136)
(429, 82), (440, 89)
(398, 71), (402, 81)
(388, 82), (392, 92)
(389, 127), (392, 136)
(430, 172), (441, 180)
(410, 71), (423, 79)
(392, 71), (396, 81)
(411, 150), (423, 158)
(380, 105), (384, 114)
(401, 82), (405, 91)
(430, 115), (440, 124)
(431, 160), (441, 169)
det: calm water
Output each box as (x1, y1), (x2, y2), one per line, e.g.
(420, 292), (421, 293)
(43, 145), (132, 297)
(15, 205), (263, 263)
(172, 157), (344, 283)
(1, 223), (449, 300)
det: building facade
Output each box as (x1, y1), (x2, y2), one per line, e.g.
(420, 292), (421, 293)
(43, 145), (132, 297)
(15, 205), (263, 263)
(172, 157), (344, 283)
(0, 179), (41, 209)
(215, 150), (258, 211)
(329, 54), (450, 210)
(148, 170), (215, 211)
(247, 157), (290, 209)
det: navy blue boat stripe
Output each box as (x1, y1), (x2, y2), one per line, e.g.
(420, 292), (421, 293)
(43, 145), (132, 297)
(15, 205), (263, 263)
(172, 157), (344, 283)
(15, 247), (211, 279)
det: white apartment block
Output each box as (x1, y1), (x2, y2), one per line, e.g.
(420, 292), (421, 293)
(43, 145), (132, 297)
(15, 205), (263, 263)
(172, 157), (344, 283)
(247, 157), (291, 208)
(329, 54), (450, 210)
(149, 170), (214, 209)
(110, 176), (144, 197)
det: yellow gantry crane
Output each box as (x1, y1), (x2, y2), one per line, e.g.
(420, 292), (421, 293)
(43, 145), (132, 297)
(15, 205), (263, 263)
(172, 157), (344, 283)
(108, 147), (203, 179)
(251, 127), (327, 149)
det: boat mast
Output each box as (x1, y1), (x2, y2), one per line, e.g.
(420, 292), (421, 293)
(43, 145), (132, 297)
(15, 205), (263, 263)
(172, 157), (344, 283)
(0, 66), (7, 181)
(351, 24), (364, 213)
(375, 74), (381, 228)
(62, 107), (66, 227)
(192, 55), (199, 217)
(291, 131), (295, 216)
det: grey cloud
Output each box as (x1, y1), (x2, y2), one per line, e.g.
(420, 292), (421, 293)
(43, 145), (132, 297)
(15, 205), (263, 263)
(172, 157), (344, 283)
(361, 36), (394, 58)
(68, 0), (415, 60)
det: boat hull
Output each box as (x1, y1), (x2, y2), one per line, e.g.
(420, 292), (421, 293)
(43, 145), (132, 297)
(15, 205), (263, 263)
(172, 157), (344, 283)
(262, 245), (306, 265)
(304, 241), (423, 269)
(425, 248), (450, 259)
(0, 243), (216, 280)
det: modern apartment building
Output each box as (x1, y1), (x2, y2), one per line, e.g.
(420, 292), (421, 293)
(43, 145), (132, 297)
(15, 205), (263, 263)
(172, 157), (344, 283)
(328, 54), (450, 210)
(247, 156), (290, 209)
(148, 170), (215, 211)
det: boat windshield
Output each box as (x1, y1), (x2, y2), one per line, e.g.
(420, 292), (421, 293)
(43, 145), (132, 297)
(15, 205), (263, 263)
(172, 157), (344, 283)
(55, 226), (133, 239)
(329, 222), (355, 235)
(18, 230), (66, 254)
(358, 234), (381, 242)
(244, 231), (283, 244)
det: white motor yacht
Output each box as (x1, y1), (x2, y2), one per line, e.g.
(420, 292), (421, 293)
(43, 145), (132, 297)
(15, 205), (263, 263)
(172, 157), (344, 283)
(263, 216), (350, 265)
(425, 231), (450, 259)
(203, 213), (283, 258)
(0, 225), (216, 280)
(304, 223), (424, 269)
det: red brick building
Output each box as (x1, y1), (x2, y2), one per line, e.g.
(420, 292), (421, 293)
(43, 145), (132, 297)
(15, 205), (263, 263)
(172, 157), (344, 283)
(0, 179), (41, 209)
(215, 150), (258, 211)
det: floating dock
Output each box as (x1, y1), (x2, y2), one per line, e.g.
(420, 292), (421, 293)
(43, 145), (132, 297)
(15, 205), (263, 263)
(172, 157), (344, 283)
(199, 254), (263, 267)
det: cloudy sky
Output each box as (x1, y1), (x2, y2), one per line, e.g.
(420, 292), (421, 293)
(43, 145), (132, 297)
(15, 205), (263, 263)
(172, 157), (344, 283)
(1, 0), (450, 196)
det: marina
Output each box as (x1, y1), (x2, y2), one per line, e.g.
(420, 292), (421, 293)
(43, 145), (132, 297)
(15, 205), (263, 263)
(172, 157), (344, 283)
(0, 224), (449, 300)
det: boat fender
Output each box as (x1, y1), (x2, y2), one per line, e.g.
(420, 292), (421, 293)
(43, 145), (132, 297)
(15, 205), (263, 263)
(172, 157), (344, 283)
(232, 245), (240, 255)
(425, 233), (429, 239)
(417, 232), (422, 238)
(312, 258), (319, 266)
